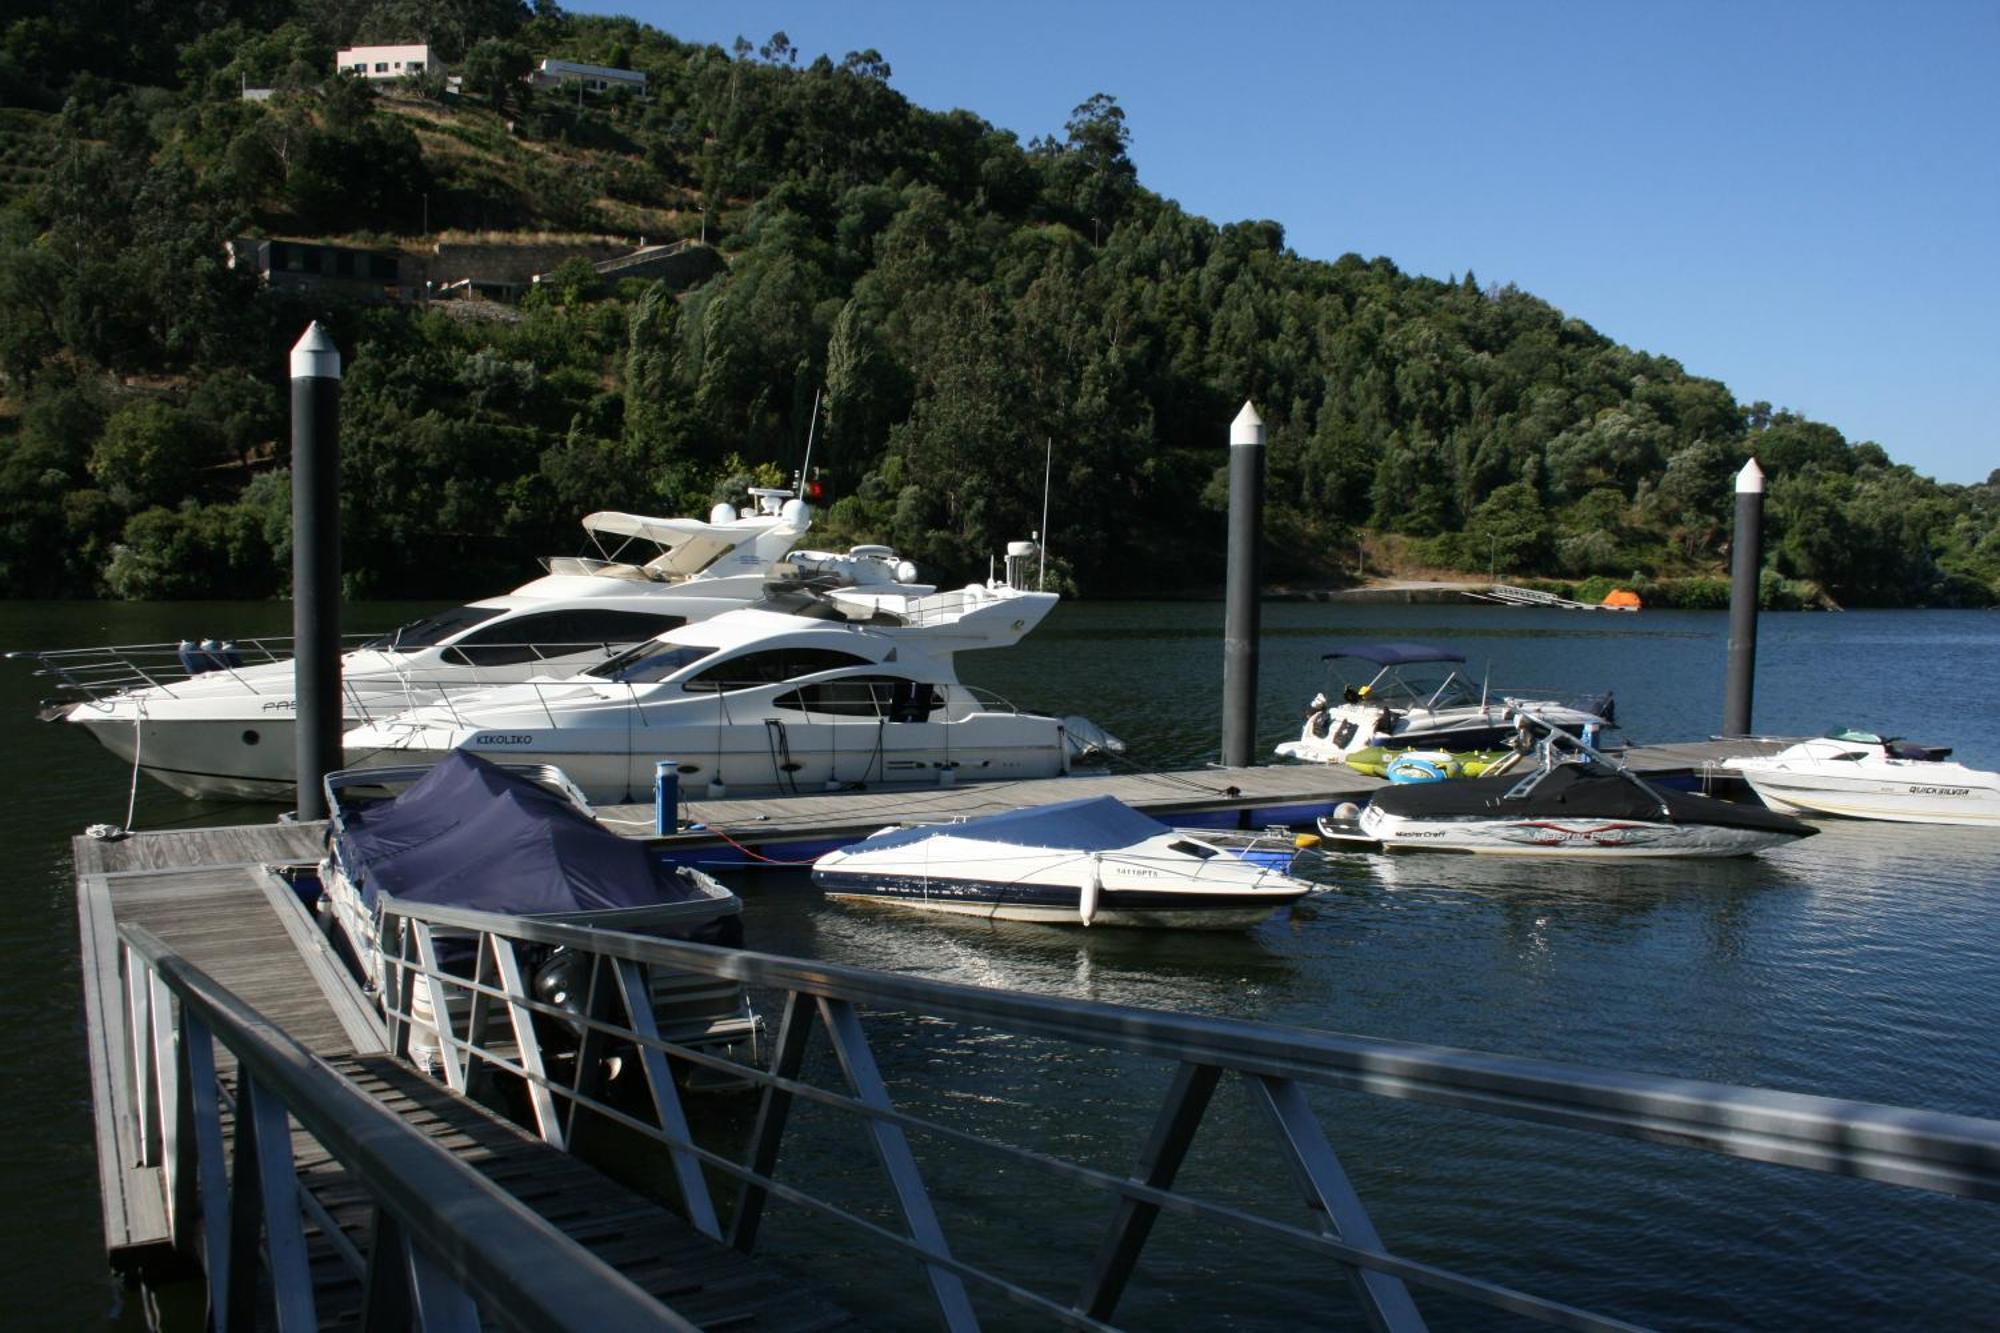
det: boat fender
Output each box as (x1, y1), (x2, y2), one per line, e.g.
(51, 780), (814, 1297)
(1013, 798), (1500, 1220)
(1079, 855), (1101, 927)
(1292, 832), (1322, 849)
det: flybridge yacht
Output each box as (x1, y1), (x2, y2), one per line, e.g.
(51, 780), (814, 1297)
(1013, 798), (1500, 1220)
(27, 489), (932, 801)
(343, 541), (1122, 803)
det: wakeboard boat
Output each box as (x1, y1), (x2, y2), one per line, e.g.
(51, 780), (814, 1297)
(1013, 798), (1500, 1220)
(24, 489), (929, 800)
(811, 795), (1317, 928)
(1723, 730), (2000, 826)
(1275, 643), (1616, 765)
(343, 540), (1122, 803)
(1325, 722), (1815, 858)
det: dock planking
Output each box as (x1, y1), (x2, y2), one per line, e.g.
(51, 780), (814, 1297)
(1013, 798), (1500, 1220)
(74, 822), (853, 1327)
(597, 740), (1788, 855)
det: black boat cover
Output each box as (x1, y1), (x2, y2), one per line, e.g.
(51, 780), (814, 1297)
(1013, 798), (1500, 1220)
(336, 751), (718, 915)
(847, 795), (1168, 854)
(1371, 763), (1812, 833)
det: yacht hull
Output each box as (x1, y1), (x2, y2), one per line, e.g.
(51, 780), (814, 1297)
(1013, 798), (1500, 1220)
(347, 719), (1074, 804)
(70, 709), (322, 801)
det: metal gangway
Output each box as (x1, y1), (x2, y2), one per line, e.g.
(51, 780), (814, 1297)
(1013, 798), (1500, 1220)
(117, 888), (2000, 1331)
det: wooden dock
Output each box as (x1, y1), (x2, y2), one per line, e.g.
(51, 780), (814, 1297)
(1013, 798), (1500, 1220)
(599, 740), (1788, 861)
(76, 823), (847, 1328)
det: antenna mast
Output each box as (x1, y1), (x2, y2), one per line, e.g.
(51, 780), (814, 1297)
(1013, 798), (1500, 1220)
(1039, 436), (1053, 590)
(797, 387), (822, 493)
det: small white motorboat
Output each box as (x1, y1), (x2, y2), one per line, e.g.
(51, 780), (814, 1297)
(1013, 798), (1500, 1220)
(1723, 730), (2000, 826)
(1332, 724), (1817, 858)
(811, 795), (1317, 928)
(1275, 643), (1616, 765)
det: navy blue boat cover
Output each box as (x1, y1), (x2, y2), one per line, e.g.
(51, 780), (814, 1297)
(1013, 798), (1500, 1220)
(337, 751), (703, 913)
(847, 795), (1169, 854)
(1323, 643), (1465, 665)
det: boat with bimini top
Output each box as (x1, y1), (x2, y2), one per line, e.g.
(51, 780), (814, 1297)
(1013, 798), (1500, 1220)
(1275, 643), (1616, 766)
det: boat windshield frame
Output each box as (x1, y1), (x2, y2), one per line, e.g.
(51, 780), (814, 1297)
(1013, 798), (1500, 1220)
(1328, 657), (1483, 711)
(362, 605), (505, 651)
(585, 641), (715, 684)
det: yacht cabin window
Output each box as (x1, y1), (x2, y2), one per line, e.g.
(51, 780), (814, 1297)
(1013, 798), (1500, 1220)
(772, 675), (940, 720)
(683, 648), (874, 694)
(441, 609), (686, 667)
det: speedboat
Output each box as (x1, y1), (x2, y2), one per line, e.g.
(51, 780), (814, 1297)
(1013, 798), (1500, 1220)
(1723, 730), (2000, 826)
(1274, 643), (1616, 765)
(343, 540), (1122, 803)
(24, 488), (929, 800)
(1329, 723), (1815, 858)
(320, 752), (758, 1074)
(811, 795), (1317, 928)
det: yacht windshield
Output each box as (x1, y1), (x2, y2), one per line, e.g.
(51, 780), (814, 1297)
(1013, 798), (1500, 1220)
(586, 642), (714, 684)
(363, 605), (503, 650)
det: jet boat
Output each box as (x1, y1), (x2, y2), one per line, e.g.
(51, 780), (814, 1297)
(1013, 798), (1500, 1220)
(1329, 722), (1816, 858)
(1723, 730), (2000, 826)
(811, 795), (1316, 928)
(1275, 643), (1616, 765)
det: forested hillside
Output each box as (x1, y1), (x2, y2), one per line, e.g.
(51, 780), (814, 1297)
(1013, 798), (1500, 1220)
(2, 0), (1994, 604)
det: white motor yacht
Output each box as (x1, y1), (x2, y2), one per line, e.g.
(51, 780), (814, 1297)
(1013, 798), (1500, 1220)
(343, 541), (1120, 803)
(1723, 730), (2000, 826)
(1275, 643), (1616, 765)
(27, 489), (930, 800)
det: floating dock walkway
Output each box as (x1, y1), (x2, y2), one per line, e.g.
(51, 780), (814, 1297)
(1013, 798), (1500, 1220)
(603, 741), (1787, 864)
(77, 823), (847, 1329)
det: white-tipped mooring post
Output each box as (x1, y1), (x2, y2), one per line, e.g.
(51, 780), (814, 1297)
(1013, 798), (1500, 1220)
(1723, 457), (1764, 737)
(291, 323), (342, 820)
(1221, 402), (1265, 768)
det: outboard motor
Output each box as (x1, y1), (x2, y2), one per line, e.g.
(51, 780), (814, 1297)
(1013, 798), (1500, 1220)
(531, 946), (593, 1041)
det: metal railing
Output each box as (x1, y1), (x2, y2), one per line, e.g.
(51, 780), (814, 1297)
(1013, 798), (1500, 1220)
(116, 922), (699, 1332)
(368, 896), (2000, 1332)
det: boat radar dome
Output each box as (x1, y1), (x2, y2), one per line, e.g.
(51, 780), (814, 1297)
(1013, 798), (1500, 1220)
(709, 503), (738, 523)
(780, 497), (810, 527)
(895, 559), (919, 583)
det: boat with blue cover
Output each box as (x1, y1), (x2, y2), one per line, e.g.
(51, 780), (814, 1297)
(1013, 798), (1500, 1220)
(811, 795), (1316, 928)
(319, 751), (758, 1071)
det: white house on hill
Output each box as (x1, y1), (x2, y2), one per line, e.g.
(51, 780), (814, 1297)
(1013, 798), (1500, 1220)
(336, 44), (435, 80)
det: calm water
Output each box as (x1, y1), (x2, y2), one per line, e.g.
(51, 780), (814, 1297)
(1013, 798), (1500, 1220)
(3, 599), (1997, 1329)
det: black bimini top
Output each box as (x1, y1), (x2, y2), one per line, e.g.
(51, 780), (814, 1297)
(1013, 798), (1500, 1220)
(1371, 764), (1815, 834)
(1324, 643), (1466, 666)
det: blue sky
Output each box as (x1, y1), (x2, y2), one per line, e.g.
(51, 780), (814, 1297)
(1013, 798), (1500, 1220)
(584, 2), (1997, 485)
